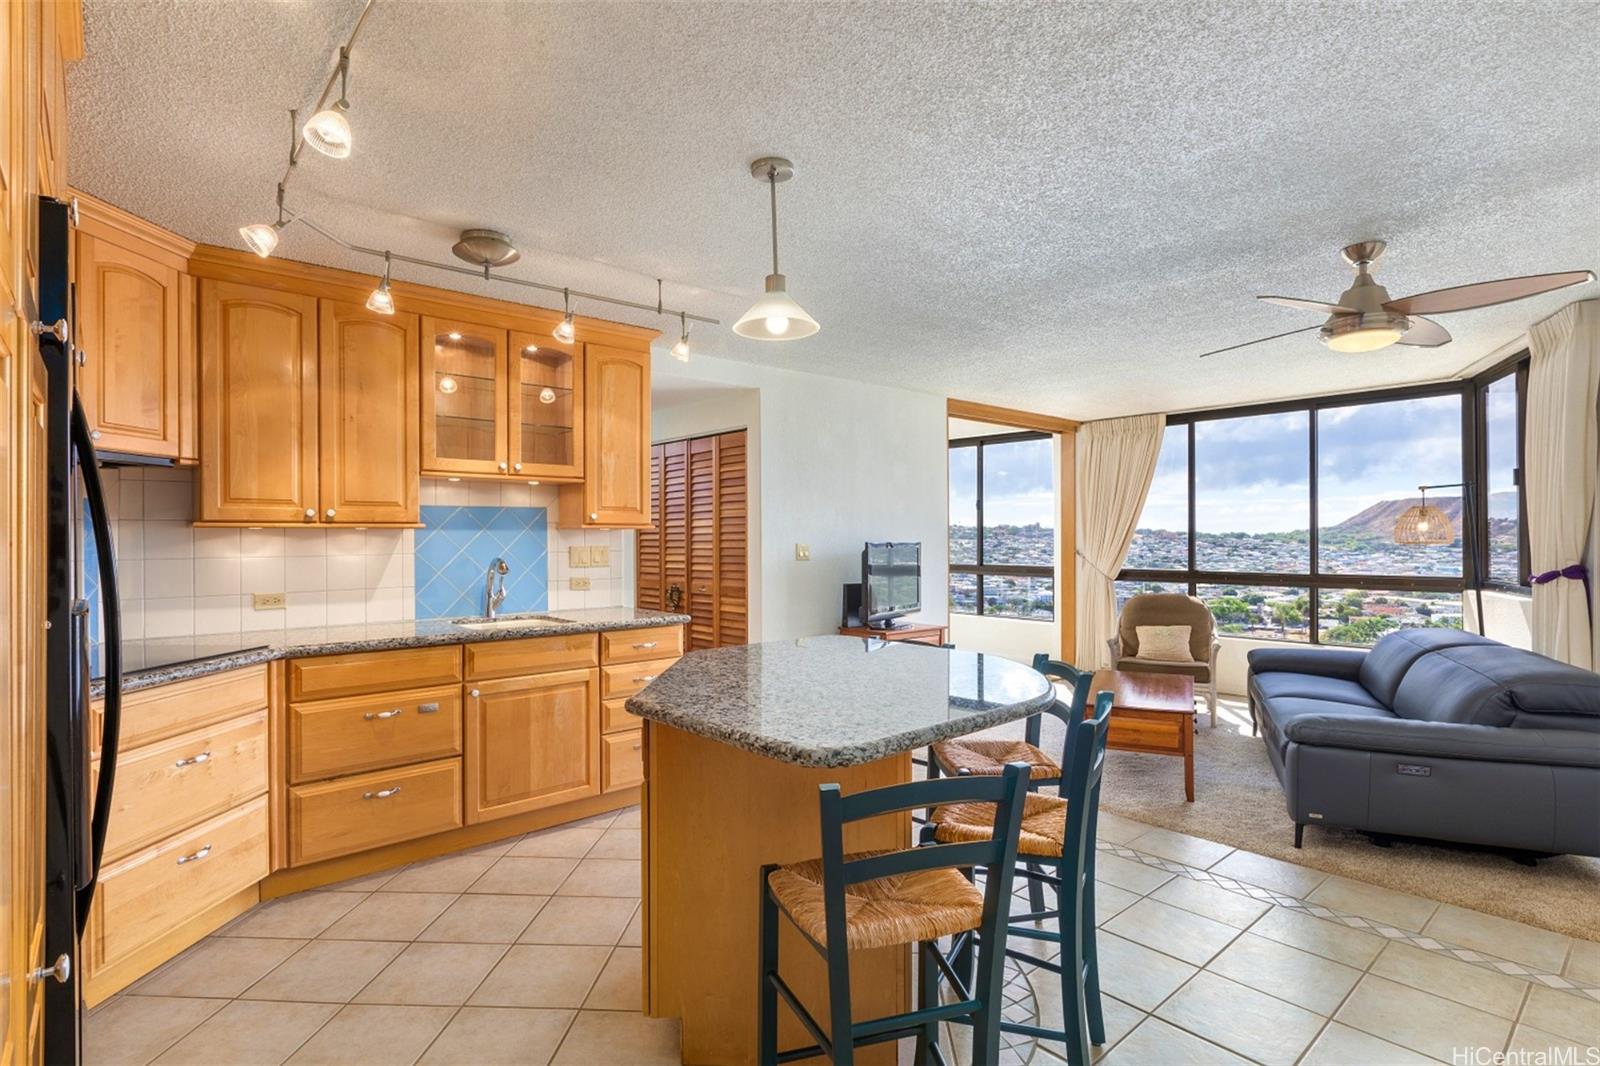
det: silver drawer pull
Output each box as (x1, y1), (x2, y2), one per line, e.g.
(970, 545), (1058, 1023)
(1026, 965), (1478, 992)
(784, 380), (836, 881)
(363, 786), (402, 800)
(174, 751), (211, 768)
(417, 702), (440, 714)
(364, 708), (403, 721)
(176, 844), (212, 865)
(632, 641), (658, 650)
(633, 675), (657, 684)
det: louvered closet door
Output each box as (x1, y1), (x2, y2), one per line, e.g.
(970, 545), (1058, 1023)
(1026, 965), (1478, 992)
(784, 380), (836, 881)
(661, 440), (689, 621)
(687, 436), (718, 650)
(715, 431), (749, 646)
(635, 445), (664, 610)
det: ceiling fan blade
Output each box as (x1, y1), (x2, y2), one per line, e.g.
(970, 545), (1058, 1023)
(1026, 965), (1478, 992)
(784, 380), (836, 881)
(1257, 295), (1358, 315)
(1384, 270), (1595, 315)
(1198, 325), (1319, 359)
(1396, 316), (1451, 348)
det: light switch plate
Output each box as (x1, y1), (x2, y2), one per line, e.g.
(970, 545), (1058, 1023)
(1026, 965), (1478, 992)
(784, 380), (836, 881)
(252, 592), (286, 609)
(593, 545), (610, 567)
(570, 546), (590, 568)
(570, 577), (592, 591)
(794, 543), (811, 561)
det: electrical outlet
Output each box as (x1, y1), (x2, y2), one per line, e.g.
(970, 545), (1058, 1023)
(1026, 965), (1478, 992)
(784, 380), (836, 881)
(569, 577), (592, 591)
(593, 545), (610, 567)
(252, 592), (286, 609)
(794, 543), (811, 561)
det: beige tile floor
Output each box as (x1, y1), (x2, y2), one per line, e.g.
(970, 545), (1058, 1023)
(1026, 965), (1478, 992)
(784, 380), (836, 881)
(88, 788), (1599, 1065)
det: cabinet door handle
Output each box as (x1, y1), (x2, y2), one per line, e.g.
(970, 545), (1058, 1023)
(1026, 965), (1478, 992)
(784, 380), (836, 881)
(589, 512), (599, 521)
(363, 786), (402, 800)
(174, 750), (211, 768)
(417, 702), (440, 714)
(30, 318), (69, 343)
(28, 954), (71, 985)
(513, 462), (522, 472)
(325, 508), (337, 519)
(90, 429), (102, 442)
(632, 641), (658, 650)
(469, 688), (480, 699)
(304, 508), (316, 520)
(633, 675), (657, 684)
(176, 844), (212, 865)
(498, 462), (508, 471)
(631, 742), (641, 751)
(363, 708), (403, 721)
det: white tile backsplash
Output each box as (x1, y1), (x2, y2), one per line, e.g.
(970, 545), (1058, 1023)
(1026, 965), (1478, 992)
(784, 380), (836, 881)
(96, 468), (632, 640)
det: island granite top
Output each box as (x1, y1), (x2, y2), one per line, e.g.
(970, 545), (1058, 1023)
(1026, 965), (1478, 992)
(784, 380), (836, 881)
(92, 607), (692, 697)
(625, 635), (1056, 767)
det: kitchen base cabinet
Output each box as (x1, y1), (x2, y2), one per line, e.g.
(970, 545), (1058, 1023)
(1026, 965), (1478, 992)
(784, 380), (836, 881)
(465, 668), (601, 823)
(287, 758), (464, 867)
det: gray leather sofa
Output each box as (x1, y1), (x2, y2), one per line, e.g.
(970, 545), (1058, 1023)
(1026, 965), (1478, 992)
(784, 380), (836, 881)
(1247, 629), (1600, 857)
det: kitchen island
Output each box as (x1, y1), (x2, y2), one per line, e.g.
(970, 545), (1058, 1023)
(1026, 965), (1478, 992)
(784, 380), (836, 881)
(627, 635), (1055, 1066)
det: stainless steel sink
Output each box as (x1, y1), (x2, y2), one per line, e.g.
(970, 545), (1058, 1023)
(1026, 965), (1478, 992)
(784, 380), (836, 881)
(451, 613), (575, 630)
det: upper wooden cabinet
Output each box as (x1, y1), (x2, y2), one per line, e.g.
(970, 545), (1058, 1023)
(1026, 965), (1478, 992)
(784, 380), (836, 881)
(557, 343), (650, 528)
(74, 198), (196, 460)
(319, 301), (419, 524)
(420, 319), (583, 482)
(198, 280), (320, 524)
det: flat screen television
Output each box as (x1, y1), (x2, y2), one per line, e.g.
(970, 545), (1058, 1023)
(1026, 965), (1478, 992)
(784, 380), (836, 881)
(862, 542), (921, 629)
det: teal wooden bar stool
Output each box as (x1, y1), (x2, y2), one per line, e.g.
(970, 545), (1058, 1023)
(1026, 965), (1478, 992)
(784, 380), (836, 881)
(758, 762), (1032, 1066)
(927, 683), (1113, 1066)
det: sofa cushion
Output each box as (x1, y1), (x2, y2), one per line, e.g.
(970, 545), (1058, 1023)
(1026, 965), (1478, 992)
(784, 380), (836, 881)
(1358, 628), (1495, 706)
(1257, 696), (1395, 759)
(1390, 644), (1600, 727)
(1252, 672), (1386, 710)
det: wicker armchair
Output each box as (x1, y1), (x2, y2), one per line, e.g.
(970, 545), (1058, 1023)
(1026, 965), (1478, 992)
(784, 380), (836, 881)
(1106, 593), (1219, 725)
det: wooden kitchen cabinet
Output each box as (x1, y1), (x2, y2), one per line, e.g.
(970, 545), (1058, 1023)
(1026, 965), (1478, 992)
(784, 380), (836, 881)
(557, 343), (650, 528)
(318, 300), (420, 524)
(421, 316), (508, 477)
(73, 195), (196, 460)
(198, 279), (320, 524)
(509, 331), (582, 481)
(464, 668), (601, 823)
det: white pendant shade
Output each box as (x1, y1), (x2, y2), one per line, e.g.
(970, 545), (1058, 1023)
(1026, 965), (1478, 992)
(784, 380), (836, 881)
(239, 222), (281, 258)
(303, 106), (352, 159)
(734, 274), (819, 341)
(365, 284), (394, 315)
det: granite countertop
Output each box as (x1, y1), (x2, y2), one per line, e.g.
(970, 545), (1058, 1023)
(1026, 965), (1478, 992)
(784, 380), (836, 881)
(94, 607), (692, 696)
(626, 634), (1056, 767)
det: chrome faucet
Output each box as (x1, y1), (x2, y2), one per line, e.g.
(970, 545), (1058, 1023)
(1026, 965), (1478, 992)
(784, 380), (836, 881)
(484, 558), (509, 619)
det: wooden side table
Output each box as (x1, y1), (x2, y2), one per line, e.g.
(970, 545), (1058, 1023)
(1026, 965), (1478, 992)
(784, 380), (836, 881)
(837, 622), (949, 645)
(1090, 668), (1197, 801)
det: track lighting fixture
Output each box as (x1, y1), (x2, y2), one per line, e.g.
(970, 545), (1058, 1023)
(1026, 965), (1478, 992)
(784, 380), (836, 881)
(671, 312), (691, 361)
(303, 48), (354, 158)
(365, 251), (395, 314)
(734, 157), (819, 341)
(553, 289), (576, 343)
(240, 184), (290, 258)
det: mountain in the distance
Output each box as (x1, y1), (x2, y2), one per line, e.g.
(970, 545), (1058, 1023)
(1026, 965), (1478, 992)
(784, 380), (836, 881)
(1328, 491), (1518, 538)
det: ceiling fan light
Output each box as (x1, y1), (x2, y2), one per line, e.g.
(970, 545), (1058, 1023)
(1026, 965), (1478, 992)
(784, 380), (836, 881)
(1321, 312), (1408, 353)
(733, 274), (819, 341)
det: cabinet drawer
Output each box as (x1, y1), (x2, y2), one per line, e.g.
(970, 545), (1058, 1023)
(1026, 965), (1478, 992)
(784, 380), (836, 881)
(464, 633), (599, 681)
(1105, 715), (1187, 755)
(93, 665), (268, 755)
(602, 697), (641, 735)
(601, 626), (683, 664)
(601, 656), (678, 700)
(289, 684), (463, 785)
(86, 796), (269, 976)
(288, 758), (462, 867)
(290, 645), (462, 702)
(96, 711), (269, 863)
(602, 729), (644, 792)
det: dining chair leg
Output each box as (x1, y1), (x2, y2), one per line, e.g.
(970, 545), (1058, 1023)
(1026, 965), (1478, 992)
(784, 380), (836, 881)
(914, 940), (940, 1066)
(757, 867), (780, 1066)
(1025, 862), (1046, 915)
(971, 932), (1005, 1066)
(826, 925), (856, 1066)
(1082, 879), (1105, 1045)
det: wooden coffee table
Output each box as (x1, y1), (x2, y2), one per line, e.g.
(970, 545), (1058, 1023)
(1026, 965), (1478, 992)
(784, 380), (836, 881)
(1090, 669), (1197, 802)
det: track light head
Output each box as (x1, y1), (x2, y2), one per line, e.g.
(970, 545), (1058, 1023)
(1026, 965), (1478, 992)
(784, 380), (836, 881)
(671, 312), (690, 361)
(366, 252), (395, 314)
(553, 289), (575, 343)
(239, 220), (286, 258)
(303, 102), (352, 159)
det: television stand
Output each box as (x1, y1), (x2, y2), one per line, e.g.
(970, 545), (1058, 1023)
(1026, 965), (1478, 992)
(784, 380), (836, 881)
(838, 622), (949, 645)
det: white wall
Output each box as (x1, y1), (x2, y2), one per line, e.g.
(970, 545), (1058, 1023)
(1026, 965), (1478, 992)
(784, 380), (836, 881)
(653, 353), (948, 641)
(948, 615), (1052, 664)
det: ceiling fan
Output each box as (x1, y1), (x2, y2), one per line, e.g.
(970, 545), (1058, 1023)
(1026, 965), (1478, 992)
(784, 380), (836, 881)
(1198, 241), (1594, 358)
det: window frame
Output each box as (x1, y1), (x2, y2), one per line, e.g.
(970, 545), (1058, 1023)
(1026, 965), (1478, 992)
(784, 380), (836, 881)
(1470, 352), (1532, 590)
(1116, 374), (1526, 646)
(948, 429), (1055, 621)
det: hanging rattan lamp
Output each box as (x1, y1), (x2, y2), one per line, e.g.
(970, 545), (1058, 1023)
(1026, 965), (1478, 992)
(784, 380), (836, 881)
(1394, 487), (1455, 545)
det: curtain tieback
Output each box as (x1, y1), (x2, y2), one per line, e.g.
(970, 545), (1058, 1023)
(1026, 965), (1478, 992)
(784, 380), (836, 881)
(1074, 549), (1118, 583)
(1531, 562), (1592, 604)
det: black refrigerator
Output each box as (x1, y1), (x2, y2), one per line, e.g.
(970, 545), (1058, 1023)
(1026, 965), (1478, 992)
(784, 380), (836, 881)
(38, 194), (124, 1064)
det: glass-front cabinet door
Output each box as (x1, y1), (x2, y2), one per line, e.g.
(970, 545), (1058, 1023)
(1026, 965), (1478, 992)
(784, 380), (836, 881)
(421, 317), (509, 476)
(508, 331), (583, 480)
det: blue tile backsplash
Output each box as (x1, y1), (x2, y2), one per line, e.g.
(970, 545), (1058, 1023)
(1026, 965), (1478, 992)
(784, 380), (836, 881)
(415, 504), (549, 620)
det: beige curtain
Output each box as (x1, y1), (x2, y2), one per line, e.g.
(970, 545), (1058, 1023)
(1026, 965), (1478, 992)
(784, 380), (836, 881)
(1074, 413), (1165, 668)
(1525, 299), (1598, 669)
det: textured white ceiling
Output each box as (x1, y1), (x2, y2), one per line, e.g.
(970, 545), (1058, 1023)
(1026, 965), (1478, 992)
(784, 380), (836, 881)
(68, 0), (1600, 420)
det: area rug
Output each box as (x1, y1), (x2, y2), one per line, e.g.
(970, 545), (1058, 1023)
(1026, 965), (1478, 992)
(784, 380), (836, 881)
(1008, 699), (1600, 942)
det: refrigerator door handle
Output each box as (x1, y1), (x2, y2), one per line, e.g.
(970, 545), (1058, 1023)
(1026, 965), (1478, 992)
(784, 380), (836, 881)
(71, 392), (121, 931)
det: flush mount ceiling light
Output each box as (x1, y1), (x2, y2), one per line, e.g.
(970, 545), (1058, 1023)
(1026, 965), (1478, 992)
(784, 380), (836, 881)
(303, 47), (355, 158)
(451, 229), (521, 268)
(365, 250), (395, 314)
(734, 157), (819, 341)
(553, 288), (576, 344)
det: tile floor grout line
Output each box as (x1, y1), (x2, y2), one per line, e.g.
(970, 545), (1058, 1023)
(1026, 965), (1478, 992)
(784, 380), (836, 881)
(545, 944), (621, 1064)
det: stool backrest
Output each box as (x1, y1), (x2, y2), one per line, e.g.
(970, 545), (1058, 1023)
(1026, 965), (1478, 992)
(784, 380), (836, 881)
(815, 763), (1031, 955)
(1029, 654), (1092, 759)
(1061, 692), (1114, 974)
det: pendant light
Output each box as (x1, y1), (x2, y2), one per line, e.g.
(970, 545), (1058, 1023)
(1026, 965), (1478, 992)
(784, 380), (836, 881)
(671, 311), (691, 361)
(553, 288), (576, 343)
(734, 156), (819, 341)
(303, 48), (354, 159)
(365, 251), (395, 314)
(240, 183), (290, 258)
